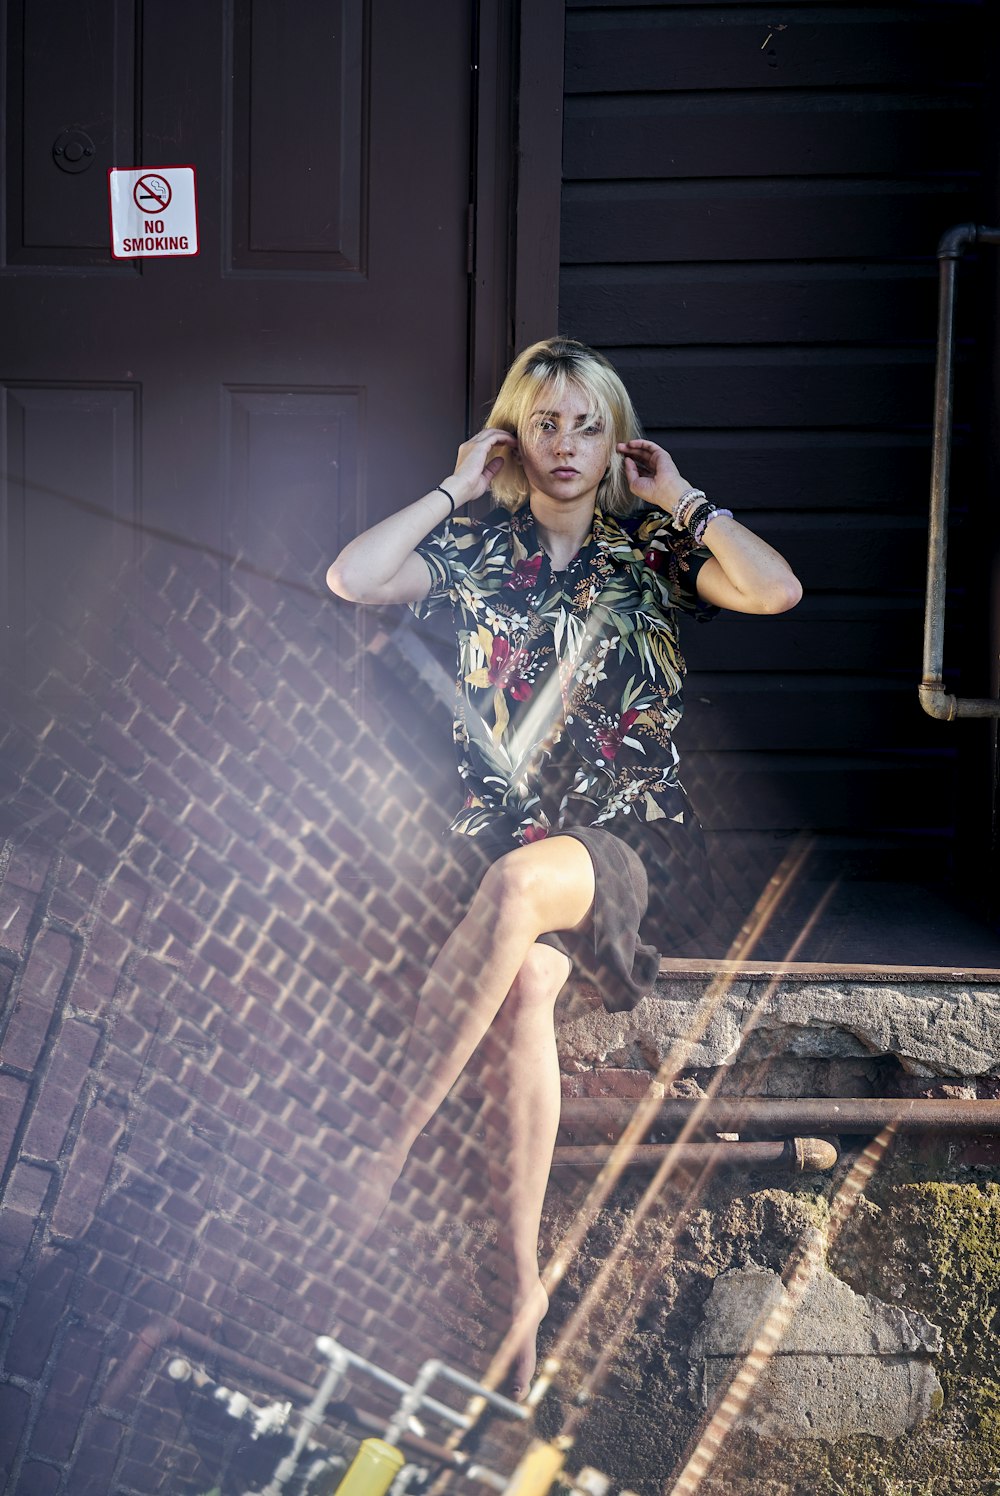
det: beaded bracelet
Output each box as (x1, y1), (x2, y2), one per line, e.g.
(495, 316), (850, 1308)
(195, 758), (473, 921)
(684, 501), (716, 536)
(692, 506), (733, 545)
(673, 498), (701, 533)
(670, 488), (706, 532)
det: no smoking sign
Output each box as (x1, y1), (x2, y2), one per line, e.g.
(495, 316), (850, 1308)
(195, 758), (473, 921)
(133, 173), (172, 214)
(108, 165), (199, 258)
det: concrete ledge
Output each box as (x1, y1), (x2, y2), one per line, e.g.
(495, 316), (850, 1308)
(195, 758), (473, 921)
(558, 967), (1000, 1079)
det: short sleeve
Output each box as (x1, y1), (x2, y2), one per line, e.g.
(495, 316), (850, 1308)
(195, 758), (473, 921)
(409, 517), (465, 619)
(668, 540), (719, 620)
(635, 510), (720, 622)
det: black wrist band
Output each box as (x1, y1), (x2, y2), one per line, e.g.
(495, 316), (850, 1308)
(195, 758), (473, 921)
(684, 501), (716, 535)
(435, 485), (456, 515)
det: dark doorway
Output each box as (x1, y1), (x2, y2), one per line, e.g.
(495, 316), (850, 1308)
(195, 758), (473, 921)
(0, 6), (527, 1493)
(560, 0), (1000, 966)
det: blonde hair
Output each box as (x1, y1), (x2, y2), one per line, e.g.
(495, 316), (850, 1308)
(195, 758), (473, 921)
(485, 337), (643, 516)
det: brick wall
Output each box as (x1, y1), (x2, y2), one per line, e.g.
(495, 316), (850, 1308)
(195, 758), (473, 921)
(0, 535), (493, 1495)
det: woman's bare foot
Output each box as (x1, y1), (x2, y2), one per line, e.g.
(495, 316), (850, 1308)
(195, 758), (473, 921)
(506, 1277), (549, 1401)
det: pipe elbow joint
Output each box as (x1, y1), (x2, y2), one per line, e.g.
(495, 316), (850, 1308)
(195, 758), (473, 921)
(937, 223), (978, 260)
(918, 681), (956, 721)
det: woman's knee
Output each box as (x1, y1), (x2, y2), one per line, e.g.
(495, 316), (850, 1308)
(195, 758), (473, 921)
(503, 943), (571, 1016)
(476, 849), (546, 929)
(472, 839), (595, 940)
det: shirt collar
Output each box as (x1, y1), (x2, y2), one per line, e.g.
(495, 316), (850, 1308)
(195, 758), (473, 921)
(590, 507), (636, 561)
(511, 502), (628, 565)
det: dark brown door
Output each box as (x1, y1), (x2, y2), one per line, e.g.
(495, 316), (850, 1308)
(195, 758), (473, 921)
(2, 0), (472, 708)
(0, 11), (503, 1492)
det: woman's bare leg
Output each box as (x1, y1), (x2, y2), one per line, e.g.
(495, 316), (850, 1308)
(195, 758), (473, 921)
(348, 836), (594, 1238)
(478, 940), (570, 1398)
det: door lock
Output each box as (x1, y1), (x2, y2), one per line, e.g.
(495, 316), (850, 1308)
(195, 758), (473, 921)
(52, 128), (96, 174)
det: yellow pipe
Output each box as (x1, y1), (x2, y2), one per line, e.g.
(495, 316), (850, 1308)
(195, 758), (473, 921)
(504, 1437), (570, 1496)
(334, 1438), (405, 1496)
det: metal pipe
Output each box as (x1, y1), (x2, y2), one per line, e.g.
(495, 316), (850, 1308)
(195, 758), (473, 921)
(316, 1338), (470, 1432)
(430, 1359), (529, 1419)
(384, 1360), (446, 1449)
(558, 1096), (1000, 1143)
(382, 1355), (528, 1448)
(921, 221), (1000, 720)
(504, 1438), (572, 1496)
(327, 1439), (404, 1496)
(551, 1138), (839, 1173)
(465, 1464), (508, 1492)
(389, 1463), (422, 1496)
(260, 1347), (348, 1496)
(100, 1317), (466, 1470)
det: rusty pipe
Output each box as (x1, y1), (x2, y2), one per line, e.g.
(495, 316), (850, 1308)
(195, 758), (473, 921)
(551, 1137), (838, 1173)
(921, 221), (1000, 720)
(100, 1317), (466, 1470)
(557, 1096), (1000, 1144)
(101, 1317), (328, 1420)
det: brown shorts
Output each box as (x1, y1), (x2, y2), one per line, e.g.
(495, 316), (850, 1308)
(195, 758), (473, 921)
(442, 813), (713, 1013)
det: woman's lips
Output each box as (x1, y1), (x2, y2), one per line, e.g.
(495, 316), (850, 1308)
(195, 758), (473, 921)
(552, 467), (578, 477)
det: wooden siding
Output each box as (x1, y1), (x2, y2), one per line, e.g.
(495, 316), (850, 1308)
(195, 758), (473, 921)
(560, 0), (993, 895)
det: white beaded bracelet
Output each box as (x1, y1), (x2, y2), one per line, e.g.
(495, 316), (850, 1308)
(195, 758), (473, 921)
(670, 488), (706, 531)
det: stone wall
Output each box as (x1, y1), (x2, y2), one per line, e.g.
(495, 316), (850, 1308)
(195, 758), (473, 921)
(521, 1154), (1000, 1496)
(524, 972), (1000, 1496)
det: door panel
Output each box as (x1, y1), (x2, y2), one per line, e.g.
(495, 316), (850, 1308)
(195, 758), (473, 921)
(229, 0), (366, 271)
(222, 385), (362, 603)
(1, 0), (472, 696)
(2, 384), (139, 693)
(6, 0), (137, 266)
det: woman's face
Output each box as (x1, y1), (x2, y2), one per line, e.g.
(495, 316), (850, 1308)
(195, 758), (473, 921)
(516, 383), (611, 507)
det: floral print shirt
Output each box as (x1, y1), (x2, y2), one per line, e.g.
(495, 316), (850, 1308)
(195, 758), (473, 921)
(412, 503), (717, 844)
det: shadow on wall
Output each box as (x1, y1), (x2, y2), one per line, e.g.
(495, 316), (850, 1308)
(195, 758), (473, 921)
(0, 534), (493, 1494)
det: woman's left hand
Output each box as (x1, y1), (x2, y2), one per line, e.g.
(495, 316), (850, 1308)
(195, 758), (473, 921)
(617, 439), (691, 515)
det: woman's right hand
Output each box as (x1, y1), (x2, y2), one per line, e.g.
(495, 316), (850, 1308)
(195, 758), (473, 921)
(447, 427), (518, 506)
(327, 427), (516, 604)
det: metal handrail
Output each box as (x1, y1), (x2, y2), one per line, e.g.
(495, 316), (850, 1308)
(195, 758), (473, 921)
(920, 222), (1000, 720)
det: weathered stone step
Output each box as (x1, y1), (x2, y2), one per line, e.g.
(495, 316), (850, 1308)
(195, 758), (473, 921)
(558, 961), (1000, 1079)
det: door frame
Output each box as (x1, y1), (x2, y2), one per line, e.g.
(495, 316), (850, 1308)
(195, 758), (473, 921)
(469, 0), (565, 426)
